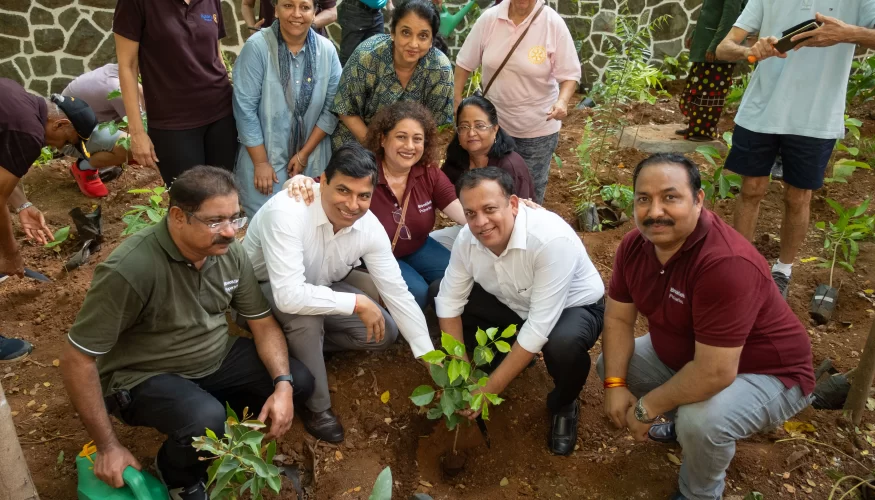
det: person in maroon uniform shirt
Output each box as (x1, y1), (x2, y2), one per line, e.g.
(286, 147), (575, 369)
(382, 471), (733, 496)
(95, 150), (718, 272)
(597, 153), (815, 500)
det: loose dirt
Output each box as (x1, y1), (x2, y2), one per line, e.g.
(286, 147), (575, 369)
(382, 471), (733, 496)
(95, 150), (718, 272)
(3, 92), (875, 499)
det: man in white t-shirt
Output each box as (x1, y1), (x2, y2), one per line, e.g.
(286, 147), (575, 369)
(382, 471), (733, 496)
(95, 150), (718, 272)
(433, 167), (605, 456)
(716, 0), (875, 299)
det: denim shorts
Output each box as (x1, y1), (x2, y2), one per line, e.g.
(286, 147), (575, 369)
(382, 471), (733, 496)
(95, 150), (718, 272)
(724, 125), (836, 190)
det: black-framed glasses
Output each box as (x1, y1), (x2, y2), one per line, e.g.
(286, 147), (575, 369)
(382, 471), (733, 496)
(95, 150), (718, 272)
(457, 124), (494, 133)
(392, 208), (411, 240)
(187, 212), (248, 233)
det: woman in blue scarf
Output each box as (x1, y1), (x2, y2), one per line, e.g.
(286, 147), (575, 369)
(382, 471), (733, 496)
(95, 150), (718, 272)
(233, 0), (342, 216)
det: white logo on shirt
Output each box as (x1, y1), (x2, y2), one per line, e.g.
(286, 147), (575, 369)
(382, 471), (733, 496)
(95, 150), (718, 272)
(669, 287), (686, 304)
(417, 200), (433, 213)
(224, 279), (239, 293)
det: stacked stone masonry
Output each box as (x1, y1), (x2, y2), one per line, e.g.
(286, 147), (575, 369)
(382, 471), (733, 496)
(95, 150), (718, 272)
(0, 0), (703, 96)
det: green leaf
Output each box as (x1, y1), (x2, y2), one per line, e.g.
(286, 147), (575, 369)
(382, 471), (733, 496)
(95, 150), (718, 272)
(470, 393), (485, 411)
(484, 393), (504, 405)
(266, 473), (282, 493)
(106, 89), (122, 100)
(478, 377), (488, 387)
(369, 467), (393, 500)
(473, 345), (494, 366)
(447, 359), (461, 383)
(153, 186), (167, 195)
(485, 327), (498, 340)
(445, 412), (461, 430)
(440, 332), (465, 358)
(225, 402), (239, 422)
(409, 385), (436, 406)
(494, 341), (511, 353)
(264, 440), (276, 464)
(421, 350), (446, 365)
(440, 391), (457, 417)
(146, 208), (163, 222)
(459, 361), (471, 382)
(481, 401), (489, 420)
(128, 188), (154, 194)
(500, 324), (517, 338)
(743, 493), (764, 500)
(853, 198), (871, 217)
(44, 226), (71, 249)
(815, 221), (826, 230)
(475, 328), (488, 347)
(426, 407), (443, 420)
(825, 198), (844, 215)
(213, 455), (241, 491)
(429, 364), (449, 387)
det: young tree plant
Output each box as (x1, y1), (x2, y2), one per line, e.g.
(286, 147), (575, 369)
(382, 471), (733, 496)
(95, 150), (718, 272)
(122, 186), (168, 236)
(409, 330), (510, 454)
(696, 132), (741, 205)
(815, 198), (874, 288)
(43, 226), (71, 254)
(191, 404), (282, 500)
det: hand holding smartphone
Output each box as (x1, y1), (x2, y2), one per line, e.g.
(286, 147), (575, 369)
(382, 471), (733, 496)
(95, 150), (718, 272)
(747, 19), (821, 62)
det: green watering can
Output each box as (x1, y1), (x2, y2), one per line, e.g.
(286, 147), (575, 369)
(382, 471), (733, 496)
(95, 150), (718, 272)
(77, 442), (168, 500)
(439, 0), (477, 37)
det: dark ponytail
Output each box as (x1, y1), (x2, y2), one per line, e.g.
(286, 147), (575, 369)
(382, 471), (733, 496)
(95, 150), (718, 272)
(390, 0), (447, 52)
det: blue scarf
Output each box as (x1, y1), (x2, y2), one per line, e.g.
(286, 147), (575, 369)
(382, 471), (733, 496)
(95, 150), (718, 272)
(272, 21), (317, 159)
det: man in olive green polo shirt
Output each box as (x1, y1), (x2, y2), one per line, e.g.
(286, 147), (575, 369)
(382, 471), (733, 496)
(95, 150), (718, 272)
(61, 166), (314, 500)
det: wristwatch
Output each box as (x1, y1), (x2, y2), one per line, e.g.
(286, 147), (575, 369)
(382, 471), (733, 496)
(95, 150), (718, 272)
(273, 374), (294, 388)
(634, 397), (658, 424)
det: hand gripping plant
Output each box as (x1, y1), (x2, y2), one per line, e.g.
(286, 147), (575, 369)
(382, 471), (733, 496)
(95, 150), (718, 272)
(409, 329), (513, 455)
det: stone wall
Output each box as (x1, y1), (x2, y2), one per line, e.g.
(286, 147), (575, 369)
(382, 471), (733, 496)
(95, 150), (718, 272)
(0, 0), (702, 96)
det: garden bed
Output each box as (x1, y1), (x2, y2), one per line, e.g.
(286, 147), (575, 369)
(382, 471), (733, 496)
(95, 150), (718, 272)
(3, 92), (875, 499)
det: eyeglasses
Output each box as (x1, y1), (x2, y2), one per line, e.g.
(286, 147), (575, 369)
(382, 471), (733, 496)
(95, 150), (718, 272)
(457, 124), (494, 133)
(187, 212), (248, 233)
(392, 208), (411, 240)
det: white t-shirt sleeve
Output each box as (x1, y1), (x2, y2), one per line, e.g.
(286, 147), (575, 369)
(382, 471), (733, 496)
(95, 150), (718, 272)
(734, 0), (763, 33)
(859, 0), (875, 28)
(455, 11), (489, 72)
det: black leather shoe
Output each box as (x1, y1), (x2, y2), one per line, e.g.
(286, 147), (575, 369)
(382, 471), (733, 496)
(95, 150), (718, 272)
(648, 422), (677, 443)
(669, 490), (690, 500)
(300, 408), (344, 443)
(548, 400), (579, 456)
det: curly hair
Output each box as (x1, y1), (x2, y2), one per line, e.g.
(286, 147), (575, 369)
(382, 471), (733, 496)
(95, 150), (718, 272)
(364, 101), (439, 167)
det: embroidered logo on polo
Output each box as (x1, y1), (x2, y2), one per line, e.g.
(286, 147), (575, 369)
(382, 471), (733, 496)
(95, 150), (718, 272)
(199, 13), (218, 23)
(668, 287), (686, 304)
(417, 200), (433, 213)
(528, 46), (547, 64)
(224, 279), (239, 293)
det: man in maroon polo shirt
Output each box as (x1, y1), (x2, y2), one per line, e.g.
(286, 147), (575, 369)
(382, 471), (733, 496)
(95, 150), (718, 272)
(596, 153), (814, 500)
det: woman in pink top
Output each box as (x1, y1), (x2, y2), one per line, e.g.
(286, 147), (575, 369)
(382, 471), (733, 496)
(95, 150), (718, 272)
(453, 0), (580, 203)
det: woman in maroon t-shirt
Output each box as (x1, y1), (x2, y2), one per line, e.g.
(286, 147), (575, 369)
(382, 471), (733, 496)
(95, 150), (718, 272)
(287, 101), (466, 308)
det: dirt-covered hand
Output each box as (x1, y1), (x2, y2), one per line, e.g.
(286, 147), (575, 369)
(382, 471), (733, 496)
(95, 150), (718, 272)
(18, 206), (52, 245)
(0, 247), (25, 277)
(258, 383), (294, 441)
(355, 294), (385, 343)
(95, 443), (142, 488)
(254, 162), (278, 196)
(130, 131), (159, 171)
(285, 175), (316, 205)
(604, 386), (637, 429)
(625, 405), (652, 442)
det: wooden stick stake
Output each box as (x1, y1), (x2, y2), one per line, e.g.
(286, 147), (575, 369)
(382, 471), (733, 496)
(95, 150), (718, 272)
(845, 319), (875, 426)
(0, 379), (40, 500)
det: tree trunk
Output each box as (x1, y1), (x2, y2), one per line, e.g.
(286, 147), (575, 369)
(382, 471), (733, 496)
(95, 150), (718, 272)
(845, 319), (875, 426)
(0, 380), (39, 500)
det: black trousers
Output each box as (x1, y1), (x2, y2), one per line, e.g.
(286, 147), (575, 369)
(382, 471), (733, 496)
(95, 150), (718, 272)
(337, 0), (384, 65)
(117, 338), (314, 488)
(148, 113), (238, 187)
(451, 283), (604, 412)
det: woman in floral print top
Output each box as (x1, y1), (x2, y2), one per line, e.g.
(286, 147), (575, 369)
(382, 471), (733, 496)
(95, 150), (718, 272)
(329, 0), (453, 150)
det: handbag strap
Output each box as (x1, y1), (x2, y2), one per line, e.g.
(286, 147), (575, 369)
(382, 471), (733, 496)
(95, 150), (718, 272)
(482, 4), (546, 97)
(391, 191), (412, 252)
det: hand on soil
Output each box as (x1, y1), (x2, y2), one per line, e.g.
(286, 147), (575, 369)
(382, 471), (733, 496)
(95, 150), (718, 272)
(18, 206), (52, 246)
(604, 386), (637, 429)
(95, 443), (141, 488)
(259, 384), (295, 440)
(625, 405), (652, 442)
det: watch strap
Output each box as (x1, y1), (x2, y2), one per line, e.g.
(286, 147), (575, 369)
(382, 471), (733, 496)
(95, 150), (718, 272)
(635, 397), (658, 423)
(273, 374), (294, 387)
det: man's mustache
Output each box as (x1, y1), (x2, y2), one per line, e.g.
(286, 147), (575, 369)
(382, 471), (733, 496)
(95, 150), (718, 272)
(643, 218), (675, 227)
(213, 235), (235, 245)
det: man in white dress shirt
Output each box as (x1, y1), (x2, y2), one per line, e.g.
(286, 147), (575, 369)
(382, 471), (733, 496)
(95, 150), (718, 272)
(433, 167), (605, 456)
(243, 144), (434, 443)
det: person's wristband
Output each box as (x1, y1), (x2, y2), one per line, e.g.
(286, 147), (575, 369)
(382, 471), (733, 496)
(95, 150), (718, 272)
(15, 202), (33, 214)
(295, 155), (305, 167)
(273, 374), (294, 387)
(603, 377), (627, 389)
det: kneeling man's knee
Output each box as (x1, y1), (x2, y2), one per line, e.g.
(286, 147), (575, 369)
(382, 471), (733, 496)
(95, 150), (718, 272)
(676, 403), (730, 446)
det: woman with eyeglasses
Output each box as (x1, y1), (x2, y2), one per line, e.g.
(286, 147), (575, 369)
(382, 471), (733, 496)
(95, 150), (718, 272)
(430, 95), (535, 250)
(285, 101), (466, 308)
